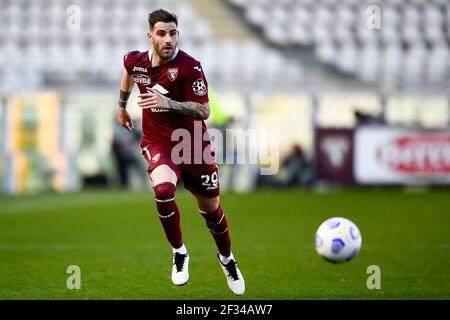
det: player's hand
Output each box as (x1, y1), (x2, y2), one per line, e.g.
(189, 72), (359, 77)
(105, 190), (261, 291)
(117, 107), (134, 132)
(138, 88), (170, 109)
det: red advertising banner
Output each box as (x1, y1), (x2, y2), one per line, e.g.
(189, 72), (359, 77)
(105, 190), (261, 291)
(355, 127), (450, 184)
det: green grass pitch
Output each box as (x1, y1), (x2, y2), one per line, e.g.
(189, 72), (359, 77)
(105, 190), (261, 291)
(0, 188), (449, 299)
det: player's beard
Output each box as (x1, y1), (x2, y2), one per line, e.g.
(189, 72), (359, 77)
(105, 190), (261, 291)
(155, 44), (176, 61)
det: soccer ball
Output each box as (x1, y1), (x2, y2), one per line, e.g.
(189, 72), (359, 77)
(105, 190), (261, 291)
(315, 217), (362, 263)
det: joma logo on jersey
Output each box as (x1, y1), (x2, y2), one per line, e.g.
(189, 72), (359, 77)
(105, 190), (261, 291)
(131, 74), (151, 85)
(132, 66), (147, 72)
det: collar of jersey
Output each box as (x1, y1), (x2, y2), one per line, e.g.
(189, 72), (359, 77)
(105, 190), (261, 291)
(148, 47), (179, 66)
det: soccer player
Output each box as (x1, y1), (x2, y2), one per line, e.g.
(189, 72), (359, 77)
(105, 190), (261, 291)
(116, 9), (245, 295)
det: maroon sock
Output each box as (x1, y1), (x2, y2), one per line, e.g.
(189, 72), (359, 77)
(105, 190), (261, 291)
(200, 205), (231, 257)
(153, 182), (183, 249)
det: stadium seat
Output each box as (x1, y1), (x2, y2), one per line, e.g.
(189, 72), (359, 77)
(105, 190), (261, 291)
(227, 0), (450, 86)
(0, 0), (300, 91)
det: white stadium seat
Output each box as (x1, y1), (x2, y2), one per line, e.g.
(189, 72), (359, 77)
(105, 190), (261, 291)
(227, 0), (450, 86)
(0, 0), (448, 90)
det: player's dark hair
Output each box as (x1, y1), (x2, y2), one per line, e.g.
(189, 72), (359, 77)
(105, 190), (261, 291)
(148, 9), (178, 30)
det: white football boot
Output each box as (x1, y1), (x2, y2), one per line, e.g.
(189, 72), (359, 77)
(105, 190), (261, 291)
(217, 253), (245, 295)
(172, 252), (189, 286)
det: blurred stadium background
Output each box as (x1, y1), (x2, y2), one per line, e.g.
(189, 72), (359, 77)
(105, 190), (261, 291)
(0, 0), (449, 193)
(0, 0), (450, 299)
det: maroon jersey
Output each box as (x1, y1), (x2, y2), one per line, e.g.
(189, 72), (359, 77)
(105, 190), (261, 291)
(123, 48), (211, 151)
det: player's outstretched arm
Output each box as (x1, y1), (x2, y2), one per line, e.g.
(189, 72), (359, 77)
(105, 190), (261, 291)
(138, 89), (210, 120)
(166, 100), (210, 120)
(117, 70), (135, 131)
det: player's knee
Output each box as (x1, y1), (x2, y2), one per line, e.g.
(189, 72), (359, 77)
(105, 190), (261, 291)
(154, 182), (176, 202)
(199, 197), (220, 214)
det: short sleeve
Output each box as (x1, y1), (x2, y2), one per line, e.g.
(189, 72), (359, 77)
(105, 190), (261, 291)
(184, 61), (209, 103)
(123, 51), (138, 74)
